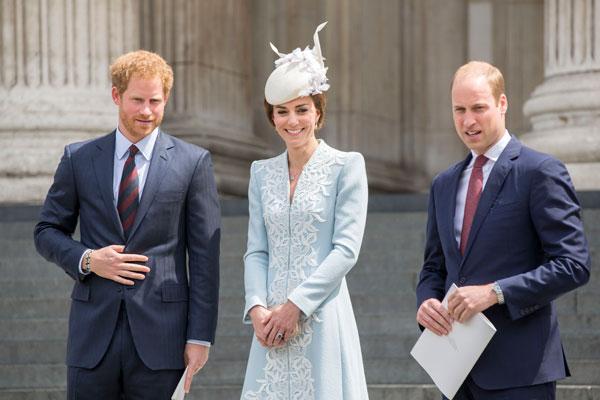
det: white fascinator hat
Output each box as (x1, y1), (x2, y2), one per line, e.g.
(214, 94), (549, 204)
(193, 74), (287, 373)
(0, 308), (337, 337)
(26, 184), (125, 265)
(264, 22), (330, 106)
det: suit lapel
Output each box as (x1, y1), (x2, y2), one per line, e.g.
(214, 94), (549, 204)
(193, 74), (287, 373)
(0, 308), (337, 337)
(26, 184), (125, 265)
(127, 130), (174, 240)
(460, 137), (522, 264)
(92, 131), (125, 240)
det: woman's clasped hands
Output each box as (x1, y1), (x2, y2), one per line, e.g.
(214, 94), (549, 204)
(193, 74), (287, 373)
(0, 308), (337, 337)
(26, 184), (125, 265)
(249, 301), (301, 348)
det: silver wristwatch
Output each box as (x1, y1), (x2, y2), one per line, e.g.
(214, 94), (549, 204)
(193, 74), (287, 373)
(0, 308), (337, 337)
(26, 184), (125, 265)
(492, 282), (505, 304)
(82, 249), (94, 274)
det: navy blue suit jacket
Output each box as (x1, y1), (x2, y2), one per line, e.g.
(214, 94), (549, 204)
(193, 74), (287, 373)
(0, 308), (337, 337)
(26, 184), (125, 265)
(34, 130), (221, 370)
(416, 137), (590, 390)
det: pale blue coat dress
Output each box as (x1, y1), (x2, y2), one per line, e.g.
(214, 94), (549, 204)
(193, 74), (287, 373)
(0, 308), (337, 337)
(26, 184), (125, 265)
(241, 140), (369, 400)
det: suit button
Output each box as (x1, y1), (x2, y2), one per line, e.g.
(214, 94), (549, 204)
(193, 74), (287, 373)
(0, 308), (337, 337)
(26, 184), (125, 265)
(459, 277), (466, 284)
(117, 288), (122, 293)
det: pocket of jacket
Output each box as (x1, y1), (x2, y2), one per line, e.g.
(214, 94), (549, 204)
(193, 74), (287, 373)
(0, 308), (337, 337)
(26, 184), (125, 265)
(70, 284), (90, 302)
(161, 283), (189, 302)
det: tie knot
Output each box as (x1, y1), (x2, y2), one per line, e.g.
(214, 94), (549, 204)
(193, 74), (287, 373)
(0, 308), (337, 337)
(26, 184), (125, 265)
(474, 154), (488, 169)
(128, 145), (139, 157)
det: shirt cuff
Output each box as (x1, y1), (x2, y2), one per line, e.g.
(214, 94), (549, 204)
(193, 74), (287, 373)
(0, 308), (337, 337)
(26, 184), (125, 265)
(186, 339), (211, 347)
(78, 249), (92, 275)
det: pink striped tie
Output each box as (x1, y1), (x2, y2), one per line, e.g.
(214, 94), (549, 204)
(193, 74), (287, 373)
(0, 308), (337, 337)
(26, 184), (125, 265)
(117, 145), (139, 239)
(460, 155), (488, 255)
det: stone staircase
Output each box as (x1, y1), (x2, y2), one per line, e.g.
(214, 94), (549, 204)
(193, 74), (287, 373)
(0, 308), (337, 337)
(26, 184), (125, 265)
(1, 195), (599, 400)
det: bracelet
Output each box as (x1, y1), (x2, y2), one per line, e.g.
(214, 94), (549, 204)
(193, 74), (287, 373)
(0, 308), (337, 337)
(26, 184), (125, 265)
(83, 250), (94, 274)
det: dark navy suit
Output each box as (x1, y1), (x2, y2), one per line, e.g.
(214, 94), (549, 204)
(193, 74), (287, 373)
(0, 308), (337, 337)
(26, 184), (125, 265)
(34, 130), (220, 396)
(416, 137), (590, 396)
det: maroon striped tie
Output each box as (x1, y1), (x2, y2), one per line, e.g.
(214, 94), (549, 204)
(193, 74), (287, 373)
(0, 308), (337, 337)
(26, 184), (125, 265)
(118, 145), (140, 239)
(460, 155), (488, 255)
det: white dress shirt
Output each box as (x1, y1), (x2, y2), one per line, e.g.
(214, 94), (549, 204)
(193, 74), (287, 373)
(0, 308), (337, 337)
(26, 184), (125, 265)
(453, 130), (512, 246)
(112, 127), (158, 205)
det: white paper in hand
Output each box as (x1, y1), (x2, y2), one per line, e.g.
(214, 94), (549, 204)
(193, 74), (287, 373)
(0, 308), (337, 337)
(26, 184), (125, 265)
(171, 366), (188, 400)
(410, 284), (496, 399)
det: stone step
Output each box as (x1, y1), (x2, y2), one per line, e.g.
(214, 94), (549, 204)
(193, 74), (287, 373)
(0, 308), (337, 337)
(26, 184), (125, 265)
(0, 291), (421, 319)
(0, 221), (39, 239)
(0, 278), (73, 299)
(558, 314), (600, 334)
(3, 358), (598, 390)
(0, 293), (596, 332)
(0, 318), (67, 340)
(0, 284), (596, 326)
(366, 384), (600, 400)
(0, 340), (66, 365)
(0, 298), (70, 319)
(0, 253), (247, 280)
(2, 245), (421, 274)
(364, 358), (600, 386)
(1, 385), (599, 400)
(0, 362), (248, 389)
(0, 314), (422, 343)
(3, 319), (598, 366)
(0, 268), (248, 296)
(0, 274), (594, 320)
(0, 258), (67, 280)
(1, 258), (410, 283)
(2, 223), (247, 245)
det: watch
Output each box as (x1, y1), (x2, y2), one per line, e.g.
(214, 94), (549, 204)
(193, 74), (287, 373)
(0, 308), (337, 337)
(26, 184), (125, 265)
(82, 249), (94, 274)
(492, 282), (505, 304)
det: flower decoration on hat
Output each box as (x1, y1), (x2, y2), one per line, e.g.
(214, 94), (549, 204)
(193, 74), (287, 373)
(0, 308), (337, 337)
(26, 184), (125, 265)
(265, 22), (330, 105)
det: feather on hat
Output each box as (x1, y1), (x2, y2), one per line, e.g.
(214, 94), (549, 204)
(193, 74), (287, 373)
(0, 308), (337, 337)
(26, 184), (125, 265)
(264, 22), (330, 105)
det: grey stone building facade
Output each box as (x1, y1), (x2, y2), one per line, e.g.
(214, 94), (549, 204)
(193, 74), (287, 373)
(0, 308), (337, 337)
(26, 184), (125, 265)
(0, 0), (598, 203)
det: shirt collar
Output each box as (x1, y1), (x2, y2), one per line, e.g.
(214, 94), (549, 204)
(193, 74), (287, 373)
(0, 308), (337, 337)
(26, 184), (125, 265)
(115, 127), (159, 161)
(469, 130), (511, 164)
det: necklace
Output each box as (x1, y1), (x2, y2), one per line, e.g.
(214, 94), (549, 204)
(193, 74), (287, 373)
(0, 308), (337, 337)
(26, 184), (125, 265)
(289, 168), (302, 182)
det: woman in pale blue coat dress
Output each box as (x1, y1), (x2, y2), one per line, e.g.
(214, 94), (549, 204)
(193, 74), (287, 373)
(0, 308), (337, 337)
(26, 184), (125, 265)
(241, 22), (369, 400)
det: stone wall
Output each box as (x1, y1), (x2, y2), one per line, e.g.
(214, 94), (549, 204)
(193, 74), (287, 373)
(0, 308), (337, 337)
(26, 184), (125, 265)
(4, 0), (596, 204)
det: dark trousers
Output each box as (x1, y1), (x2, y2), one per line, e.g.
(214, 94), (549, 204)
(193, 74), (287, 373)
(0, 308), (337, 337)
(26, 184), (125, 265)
(444, 376), (556, 400)
(67, 302), (184, 400)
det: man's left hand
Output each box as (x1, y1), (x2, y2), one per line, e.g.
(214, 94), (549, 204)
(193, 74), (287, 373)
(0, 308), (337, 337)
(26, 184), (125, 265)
(447, 284), (497, 323)
(184, 343), (210, 393)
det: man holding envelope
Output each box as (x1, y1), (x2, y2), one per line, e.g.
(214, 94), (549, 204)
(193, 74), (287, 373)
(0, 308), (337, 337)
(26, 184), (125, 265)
(416, 61), (591, 399)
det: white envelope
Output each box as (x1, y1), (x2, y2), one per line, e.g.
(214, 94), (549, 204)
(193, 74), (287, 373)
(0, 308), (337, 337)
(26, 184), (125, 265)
(171, 366), (189, 400)
(410, 284), (497, 399)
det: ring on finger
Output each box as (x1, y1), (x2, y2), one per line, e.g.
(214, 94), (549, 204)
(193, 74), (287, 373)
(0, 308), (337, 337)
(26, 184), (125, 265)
(276, 331), (284, 340)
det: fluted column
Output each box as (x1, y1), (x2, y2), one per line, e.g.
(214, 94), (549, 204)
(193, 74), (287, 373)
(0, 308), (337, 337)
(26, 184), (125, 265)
(0, 0), (142, 203)
(522, 0), (600, 190)
(148, 0), (268, 196)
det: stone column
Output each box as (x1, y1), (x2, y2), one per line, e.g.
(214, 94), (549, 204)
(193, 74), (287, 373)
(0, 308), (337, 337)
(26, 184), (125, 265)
(489, 0), (544, 137)
(147, 0), (268, 196)
(0, 0), (142, 203)
(315, 0), (464, 192)
(417, 0), (469, 182)
(522, 0), (600, 190)
(323, 0), (420, 192)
